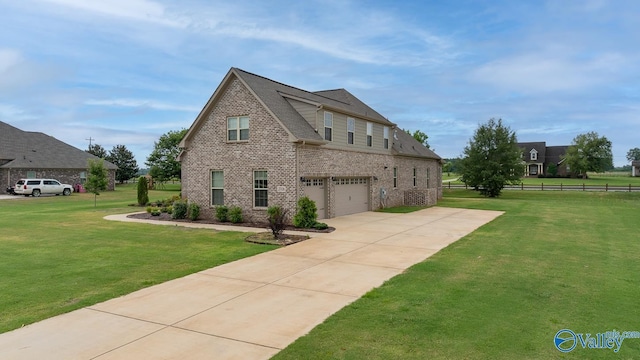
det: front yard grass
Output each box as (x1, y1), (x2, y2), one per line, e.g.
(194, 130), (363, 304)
(0, 184), (275, 334)
(274, 189), (640, 359)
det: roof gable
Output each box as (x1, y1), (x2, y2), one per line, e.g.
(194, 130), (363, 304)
(391, 129), (441, 160)
(181, 67), (396, 148)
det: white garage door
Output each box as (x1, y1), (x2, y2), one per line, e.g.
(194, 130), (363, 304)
(303, 178), (326, 220)
(334, 178), (369, 217)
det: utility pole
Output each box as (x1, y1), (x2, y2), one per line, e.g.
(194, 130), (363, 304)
(86, 137), (94, 148)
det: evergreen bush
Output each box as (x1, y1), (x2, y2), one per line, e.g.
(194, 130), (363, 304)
(293, 196), (317, 228)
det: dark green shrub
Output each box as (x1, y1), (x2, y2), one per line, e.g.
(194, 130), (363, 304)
(313, 222), (328, 230)
(293, 196), (317, 228)
(151, 209), (161, 216)
(137, 176), (149, 206)
(160, 206), (169, 213)
(215, 206), (229, 222)
(228, 206), (243, 223)
(267, 205), (289, 238)
(188, 203), (200, 221)
(172, 201), (188, 219)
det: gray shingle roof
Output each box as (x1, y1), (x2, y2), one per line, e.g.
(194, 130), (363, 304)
(0, 121), (117, 169)
(232, 68), (394, 141)
(518, 142), (546, 162)
(545, 145), (569, 165)
(392, 128), (441, 160)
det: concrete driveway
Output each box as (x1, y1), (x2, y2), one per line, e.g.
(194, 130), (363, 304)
(0, 207), (502, 360)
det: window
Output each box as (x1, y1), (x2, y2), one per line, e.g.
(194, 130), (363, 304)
(393, 167), (398, 188)
(413, 168), (417, 187)
(530, 149), (538, 161)
(79, 171), (87, 184)
(211, 171), (224, 206)
(227, 116), (249, 141)
(347, 117), (355, 145)
(324, 112), (333, 141)
(383, 127), (389, 149)
(426, 168), (430, 188)
(367, 122), (373, 147)
(27, 171), (36, 178)
(254, 170), (268, 208)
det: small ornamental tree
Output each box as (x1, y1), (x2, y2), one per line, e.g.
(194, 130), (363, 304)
(293, 196), (318, 228)
(137, 176), (149, 206)
(85, 159), (109, 207)
(267, 205), (289, 239)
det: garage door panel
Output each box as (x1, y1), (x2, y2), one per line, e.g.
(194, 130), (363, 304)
(334, 178), (369, 217)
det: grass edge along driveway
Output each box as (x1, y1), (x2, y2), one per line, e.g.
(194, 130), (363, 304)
(273, 189), (640, 359)
(0, 184), (276, 334)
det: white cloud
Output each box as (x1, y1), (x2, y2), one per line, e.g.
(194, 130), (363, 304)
(39, 0), (188, 27)
(471, 52), (627, 93)
(85, 99), (200, 112)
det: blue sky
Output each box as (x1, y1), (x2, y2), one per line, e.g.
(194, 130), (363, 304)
(1, 0), (638, 167)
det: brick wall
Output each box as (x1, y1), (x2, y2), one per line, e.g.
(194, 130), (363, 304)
(298, 145), (441, 217)
(181, 77), (298, 222)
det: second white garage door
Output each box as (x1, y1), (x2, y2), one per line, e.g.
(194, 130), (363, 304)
(334, 178), (369, 217)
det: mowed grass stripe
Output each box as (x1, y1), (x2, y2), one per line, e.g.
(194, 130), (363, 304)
(273, 190), (640, 359)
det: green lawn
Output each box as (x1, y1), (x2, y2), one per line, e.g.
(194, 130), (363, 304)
(447, 173), (640, 187)
(274, 189), (640, 359)
(0, 184), (275, 334)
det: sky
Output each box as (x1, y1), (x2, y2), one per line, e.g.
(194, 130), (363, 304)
(1, 0), (638, 167)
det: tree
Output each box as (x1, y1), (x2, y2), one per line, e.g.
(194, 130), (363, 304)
(106, 145), (139, 183)
(145, 129), (187, 183)
(460, 118), (523, 197)
(137, 176), (149, 206)
(86, 144), (107, 159)
(85, 159), (108, 207)
(563, 132), (613, 178)
(627, 148), (640, 162)
(404, 129), (430, 148)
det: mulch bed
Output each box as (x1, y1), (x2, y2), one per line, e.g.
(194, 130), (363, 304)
(126, 212), (334, 246)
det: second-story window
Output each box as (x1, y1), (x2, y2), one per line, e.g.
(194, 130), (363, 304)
(366, 122), (373, 147)
(227, 116), (249, 141)
(324, 112), (333, 141)
(530, 149), (538, 161)
(383, 126), (389, 149)
(347, 117), (355, 145)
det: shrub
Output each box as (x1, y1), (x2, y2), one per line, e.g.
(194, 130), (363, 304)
(293, 196), (317, 228)
(172, 201), (188, 219)
(228, 206), (243, 223)
(215, 206), (229, 222)
(160, 206), (169, 213)
(313, 222), (328, 230)
(137, 176), (149, 206)
(267, 205), (289, 239)
(151, 209), (161, 216)
(145, 206), (153, 213)
(188, 203), (200, 221)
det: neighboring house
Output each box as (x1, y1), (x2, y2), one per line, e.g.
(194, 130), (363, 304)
(179, 68), (442, 221)
(633, 160), (640, 177)
(0, 121), (118, 190)
(518, 142), (569, 177)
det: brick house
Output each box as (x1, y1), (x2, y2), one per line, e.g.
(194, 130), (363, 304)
(0, 121), (117, 191)
(178, 68), (442, 221)
(518, 142), (569, 177)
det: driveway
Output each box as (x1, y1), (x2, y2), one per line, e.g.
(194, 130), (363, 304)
(0, 207), (503, 360)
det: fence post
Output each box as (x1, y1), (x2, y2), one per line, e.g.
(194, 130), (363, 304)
(560, 183), (563, 191)
(583, 183), (585, 191)
(541, 182), (544, 191)
(606, 183), (608, 192)
(521, 182), (524, 190)
(630, 184), (632, 192)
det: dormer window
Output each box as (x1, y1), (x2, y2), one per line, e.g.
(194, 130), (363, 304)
(530, 149), (538, 161)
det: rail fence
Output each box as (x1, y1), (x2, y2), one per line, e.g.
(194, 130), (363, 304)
(444, 182), (640, 192)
